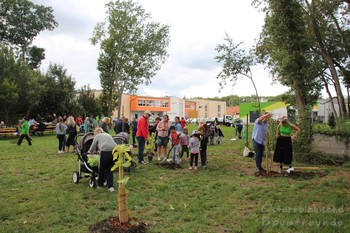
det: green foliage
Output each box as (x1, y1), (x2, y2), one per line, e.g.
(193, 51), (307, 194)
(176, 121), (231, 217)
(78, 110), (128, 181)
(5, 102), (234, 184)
(255, 0), (322, 113)
(0, 0), (57, 62)
(77, 85), (102, 117)
(313, 119), (350, 137)
(91, 0), (170, 118)
(214, 34), (261, 112)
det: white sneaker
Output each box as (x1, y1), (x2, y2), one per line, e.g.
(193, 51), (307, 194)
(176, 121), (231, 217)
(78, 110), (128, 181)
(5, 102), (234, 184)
(287, 167), (295, 173)
(194, 166), (198, 170)
(189, 166), (192, 170)
(158, 157), (161, 161)
(108, 187), (115, 192)
(58, 150), (61, 154)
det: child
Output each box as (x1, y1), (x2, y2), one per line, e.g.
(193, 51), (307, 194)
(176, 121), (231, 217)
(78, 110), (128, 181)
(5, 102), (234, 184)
(198, 120), (210, 168)
(17, 117), (32, 146)
(216, 125), (224, 144)
(209, 125), (215, 145)
(181, 127), (190, 159)
(188, 130), (200, 170)
(169, 125), (181, 164)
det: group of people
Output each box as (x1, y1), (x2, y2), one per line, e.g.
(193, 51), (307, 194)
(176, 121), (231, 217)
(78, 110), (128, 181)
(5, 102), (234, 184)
(252, 112), (300, 175)
(134, 111), (211, 170)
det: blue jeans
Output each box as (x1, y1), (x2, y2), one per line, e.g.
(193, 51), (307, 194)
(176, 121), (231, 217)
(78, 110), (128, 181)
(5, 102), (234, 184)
(57, 134), (66, 151)
(253, 139), (265, 171)
(137, 136), (145, 162)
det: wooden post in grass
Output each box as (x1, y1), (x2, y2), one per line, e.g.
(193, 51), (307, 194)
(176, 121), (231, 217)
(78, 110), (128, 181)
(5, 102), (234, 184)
(118, 150), (128, 223)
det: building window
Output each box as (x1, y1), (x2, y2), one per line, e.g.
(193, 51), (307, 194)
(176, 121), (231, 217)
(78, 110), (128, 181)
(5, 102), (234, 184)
(147, 100), (154, 107)
(156, 100), (161, 107)
(218, 105), (221, 117)
(162, 100), (169, 107)
(138, 99), (146, 106)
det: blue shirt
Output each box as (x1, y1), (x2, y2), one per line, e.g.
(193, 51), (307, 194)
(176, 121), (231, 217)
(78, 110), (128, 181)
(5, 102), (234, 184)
(252, 118), (269, 145)
(174, 122), (183, 133)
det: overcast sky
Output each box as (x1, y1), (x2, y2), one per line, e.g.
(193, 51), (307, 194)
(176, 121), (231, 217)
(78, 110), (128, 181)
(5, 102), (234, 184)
(31, 0), (290, 98)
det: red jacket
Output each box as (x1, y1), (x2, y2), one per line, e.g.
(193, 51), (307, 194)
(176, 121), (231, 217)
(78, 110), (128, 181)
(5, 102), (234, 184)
(136, 116), (149, 139)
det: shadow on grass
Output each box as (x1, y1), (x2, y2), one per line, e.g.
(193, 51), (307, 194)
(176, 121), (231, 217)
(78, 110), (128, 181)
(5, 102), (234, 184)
(255, 171), (327, 180)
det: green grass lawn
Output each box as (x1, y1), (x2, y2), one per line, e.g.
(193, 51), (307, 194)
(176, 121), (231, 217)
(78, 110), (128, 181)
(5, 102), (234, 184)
(0, 125), (349, 233)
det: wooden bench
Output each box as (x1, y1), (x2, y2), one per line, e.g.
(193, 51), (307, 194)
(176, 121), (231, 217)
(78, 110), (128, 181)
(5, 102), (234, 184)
(0, 128), (18, 138)
(45, 125), (56, 134)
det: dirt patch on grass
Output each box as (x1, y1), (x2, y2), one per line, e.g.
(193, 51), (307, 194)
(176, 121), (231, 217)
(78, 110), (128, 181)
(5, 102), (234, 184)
(88, 216), (146, 233)
(154, 162), (183, 170)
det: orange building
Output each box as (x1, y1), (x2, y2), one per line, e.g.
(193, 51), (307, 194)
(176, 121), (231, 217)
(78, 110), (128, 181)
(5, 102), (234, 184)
(185, 100), (198, 118)
(129, 95), (171, 119)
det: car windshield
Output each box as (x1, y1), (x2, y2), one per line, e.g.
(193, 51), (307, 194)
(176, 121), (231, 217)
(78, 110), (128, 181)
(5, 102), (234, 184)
(225, 116), (233, 120)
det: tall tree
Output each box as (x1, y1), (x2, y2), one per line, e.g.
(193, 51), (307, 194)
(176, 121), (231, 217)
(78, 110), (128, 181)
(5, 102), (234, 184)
(77, 85), (102, 118)
(0, 0), (57, 63)
(255, 0), (322, 153)
(90, 0), (170, 118)
(303, 0), (349, 118)
(38, 63), (77, 116)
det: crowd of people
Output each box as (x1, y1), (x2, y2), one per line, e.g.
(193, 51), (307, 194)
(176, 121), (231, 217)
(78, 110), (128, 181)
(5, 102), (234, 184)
(14, 110), (300, 192)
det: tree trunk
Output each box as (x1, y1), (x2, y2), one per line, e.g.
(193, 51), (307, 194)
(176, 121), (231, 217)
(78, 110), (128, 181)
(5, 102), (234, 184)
(321, 77), (339, 121)
(118, 152), (128, 223)
(116, 92), (123, 119)
(305, 0), (348, 118)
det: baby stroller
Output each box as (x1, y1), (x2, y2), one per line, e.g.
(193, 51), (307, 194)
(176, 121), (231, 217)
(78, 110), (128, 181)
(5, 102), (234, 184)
(72, 132), (100, 188)
(72, 132), (135, 188)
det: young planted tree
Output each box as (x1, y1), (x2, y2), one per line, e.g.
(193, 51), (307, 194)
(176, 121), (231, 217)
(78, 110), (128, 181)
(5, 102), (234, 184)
(90, 0), (170, 118)
(214, 34), (262, 114)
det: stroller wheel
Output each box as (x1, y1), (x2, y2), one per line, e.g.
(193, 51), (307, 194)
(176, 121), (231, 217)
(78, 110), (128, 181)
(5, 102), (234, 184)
(89, 177), (96, 188)
(72, 171), (80, 183)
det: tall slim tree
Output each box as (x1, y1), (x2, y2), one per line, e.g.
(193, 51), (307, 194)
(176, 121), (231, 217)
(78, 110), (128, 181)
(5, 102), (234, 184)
(214, 34), (262, 114)
(90, 0), (170, 118)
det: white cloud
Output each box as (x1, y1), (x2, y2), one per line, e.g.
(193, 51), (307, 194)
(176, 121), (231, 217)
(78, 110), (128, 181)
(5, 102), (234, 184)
(31, 0), (291, 98)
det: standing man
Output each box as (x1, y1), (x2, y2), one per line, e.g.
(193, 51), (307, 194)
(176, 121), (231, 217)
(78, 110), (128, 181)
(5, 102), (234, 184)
(136, 110), (152, 164)
(130, 117), (138, 147)
(252, 112), (271, 175)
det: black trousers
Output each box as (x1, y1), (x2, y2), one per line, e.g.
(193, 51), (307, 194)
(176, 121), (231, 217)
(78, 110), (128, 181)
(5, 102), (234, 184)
(17, 134), (32, 146)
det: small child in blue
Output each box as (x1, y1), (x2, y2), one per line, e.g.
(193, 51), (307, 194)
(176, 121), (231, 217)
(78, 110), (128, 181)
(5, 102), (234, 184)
(188, 130), (200, 170)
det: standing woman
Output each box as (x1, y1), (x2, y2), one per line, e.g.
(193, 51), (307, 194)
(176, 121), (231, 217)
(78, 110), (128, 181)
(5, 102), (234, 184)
(273, 117), (300, 173)
(56, 117), (67, 154)
(65, 116), (78, 153)
(100, 117), (111, 133)
(87, 127), (116, 192)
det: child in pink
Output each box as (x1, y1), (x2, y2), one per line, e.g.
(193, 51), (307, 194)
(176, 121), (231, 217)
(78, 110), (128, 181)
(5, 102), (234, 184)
(188, 130), (200, 170)
(169, 126), (181, 164)
(181, 127), (190, 160)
